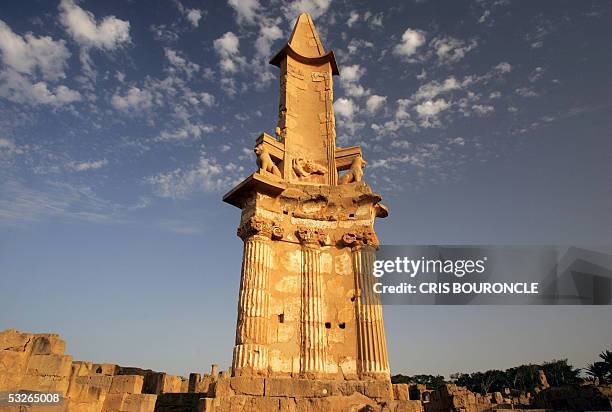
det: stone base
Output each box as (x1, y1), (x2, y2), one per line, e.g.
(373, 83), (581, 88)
(157, 377), (423, 412)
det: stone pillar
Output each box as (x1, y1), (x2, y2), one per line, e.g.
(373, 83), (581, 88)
(348, 233), (390, 379)
(297, 228), (327, 377)
(232, 218), (277, 376)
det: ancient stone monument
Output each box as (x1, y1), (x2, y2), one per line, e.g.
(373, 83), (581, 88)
(216, 12), (414, 411)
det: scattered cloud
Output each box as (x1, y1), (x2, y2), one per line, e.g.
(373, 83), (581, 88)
(111, 87), (154, 112)
(228, 0), (261, 25)
(281, 0), (332, 20)
(147, 152), (242, 198)
(174, 0), (203, 27)
(334, 97), (357, 119)
(415, 99), (450, 127)
(366, 95), (387, 114)
(164, 48), (200, 78)
(0, 20), (70, 81)
(254, 24), (283, 59)
(393, 28), (426, 59)
(69, 159), (108, 171)
(58, 0), (131, 77)
(214, 32), (245, 74)
(340, 64), (369, 97)
(346, 11), (359, 28)
(431, 36), (478, 64)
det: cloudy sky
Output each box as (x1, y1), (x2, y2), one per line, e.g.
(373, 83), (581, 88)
(1, 0), (611, 377)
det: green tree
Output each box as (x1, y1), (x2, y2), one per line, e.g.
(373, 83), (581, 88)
(585, 350), (612, 384)
(541, 359), (580, 387)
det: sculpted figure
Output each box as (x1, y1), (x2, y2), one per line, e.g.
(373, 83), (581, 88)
(292, 158), (327, 178)
(339, 155), (366, 184)
(254, 143), (281, 177)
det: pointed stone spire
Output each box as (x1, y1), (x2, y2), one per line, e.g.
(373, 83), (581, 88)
(269, 12), (338, 75)
(287, 13), (325, 57)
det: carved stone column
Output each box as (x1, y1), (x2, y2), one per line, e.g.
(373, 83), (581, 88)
(232, 217), (281, 377)
(297, 228), (327, 377)
(344, 232), (390, 380)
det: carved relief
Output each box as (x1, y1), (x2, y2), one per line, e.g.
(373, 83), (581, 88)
(341, 230), (378, 248)
(254, 143), (281, 177)
(296, 228), (328, 247)
(339, 155), (366, 184)
(292, 158), (328, 178)
(237, 217), (283, 240)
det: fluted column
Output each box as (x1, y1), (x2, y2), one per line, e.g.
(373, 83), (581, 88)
(297, 228), (327, 377)
(232, 217), (281, 377)
(346, 233), (390, 380)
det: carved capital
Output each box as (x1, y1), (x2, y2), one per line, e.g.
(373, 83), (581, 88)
(296, 228), (328, 247)
(341, 230), (379, 249)
(237, 217), (283, 241)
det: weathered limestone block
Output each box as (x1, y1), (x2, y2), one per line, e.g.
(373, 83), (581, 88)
(265, 378), (336, 398)
(0, 351), (28, 376)
(161, 374), (183, 393)
(110, 375), (144, 394)
(229, 376), (265, 396)
(17, 374), (70, 394)
(92, 363), (118, 375)
(394, 383), (409, 401)
(26, 354), (73, 377)
(102, 393), (156, 412)
(73, 374), (113, 391)
(0, 330), (66, 356)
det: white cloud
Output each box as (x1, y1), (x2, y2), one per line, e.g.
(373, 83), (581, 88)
(393, 28), (426, 59)
(472, 104), (494, 116)
(515, 87), (538, 97)
(174, 1), (203, 27)
(214, 32), (245, 73)
(111, 87), (153, 112)
(447, 137), (465, 146)
(200, 92), (215, 107)
(255, 24), (283, 59)
(346, 39), (374, 55)
(147, 153), (240, 198)
(59, 0), (130, 50)
(0, 70), (81, 106)
(0, 20), (70, 81)
(58, 0), (130, 78)
(334, 97), (357, 119)
(494, 62), (512, 73)
(186, 9), (203, 27)
(340, 64), (369, 97)
(282, 0), (332, 20)
(228, 0), (261, 25)
(69, 159), (108, 171)
(415, 98), (450, 127)
(366, 95), (387, 114)
(164, 48), (200, 78)
(155, 123), (214, 141)
(528, 66), (545, 83)
(489, 91), (501, 99)
(413, 76), (461, 101)
(431, 36), (478, 64)
(346, 11), (359, 27)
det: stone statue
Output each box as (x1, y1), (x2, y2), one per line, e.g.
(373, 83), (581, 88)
(254, 143), (281, 177)
(292, 158), (328, 178)
(339, 155), (366, 184)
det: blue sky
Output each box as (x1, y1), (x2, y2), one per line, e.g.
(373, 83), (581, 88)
(1, 0), (611, 378)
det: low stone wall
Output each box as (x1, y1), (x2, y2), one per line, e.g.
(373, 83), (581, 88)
(0, 329), (185, 412)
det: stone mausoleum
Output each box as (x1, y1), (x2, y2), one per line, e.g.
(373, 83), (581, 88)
(0, 12), (422, 412)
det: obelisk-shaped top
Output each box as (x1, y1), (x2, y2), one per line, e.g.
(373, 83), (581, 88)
(288, 13), (325, 57)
